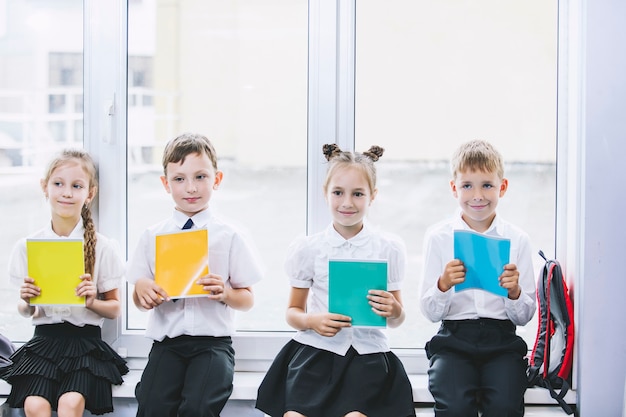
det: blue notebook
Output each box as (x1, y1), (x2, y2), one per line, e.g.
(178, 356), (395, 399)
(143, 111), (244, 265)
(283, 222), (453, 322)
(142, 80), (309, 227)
(328, 259), (388, 328)
(453, 230), (511, 297)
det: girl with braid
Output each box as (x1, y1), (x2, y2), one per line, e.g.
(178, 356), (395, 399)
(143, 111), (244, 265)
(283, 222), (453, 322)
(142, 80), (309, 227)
(256, 144), (415, 417)
(2, 149), (128, 416)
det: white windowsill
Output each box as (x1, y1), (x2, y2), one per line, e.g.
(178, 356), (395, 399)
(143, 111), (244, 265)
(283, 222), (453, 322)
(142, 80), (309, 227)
(5, 370), (571, 404)
(0, 369), (576, 404)
(2, 332), (576, 408)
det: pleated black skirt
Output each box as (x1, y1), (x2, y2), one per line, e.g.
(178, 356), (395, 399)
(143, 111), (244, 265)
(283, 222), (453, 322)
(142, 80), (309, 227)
(256, 340), (416, 417)
(1, 322), (129, 415)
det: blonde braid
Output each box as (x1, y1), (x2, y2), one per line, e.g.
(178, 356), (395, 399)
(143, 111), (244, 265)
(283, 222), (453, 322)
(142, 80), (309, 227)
(82, 204), (97, 276)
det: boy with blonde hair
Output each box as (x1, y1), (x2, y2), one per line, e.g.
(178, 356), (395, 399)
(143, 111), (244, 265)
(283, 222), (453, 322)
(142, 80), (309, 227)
(420, 139), (536, 417)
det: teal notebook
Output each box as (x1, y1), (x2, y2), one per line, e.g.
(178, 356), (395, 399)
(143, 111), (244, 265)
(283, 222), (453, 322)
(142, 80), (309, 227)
(328, 259), (388, 328)
(453, 230), (510, 297)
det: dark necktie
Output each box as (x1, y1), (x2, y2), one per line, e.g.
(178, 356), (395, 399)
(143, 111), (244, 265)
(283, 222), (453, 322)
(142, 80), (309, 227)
(173, 218), (194, 303)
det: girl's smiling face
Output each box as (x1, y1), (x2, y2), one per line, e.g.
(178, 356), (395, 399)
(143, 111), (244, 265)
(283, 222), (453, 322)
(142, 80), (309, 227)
(325, 166), (376, 239)
(450, 169), (508, 232)
(42, 161), (95, 224)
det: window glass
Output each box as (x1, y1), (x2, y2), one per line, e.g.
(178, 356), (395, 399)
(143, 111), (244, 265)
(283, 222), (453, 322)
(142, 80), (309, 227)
(355, 0), (558, 348)
(126, 0), (308, 332)
(0, 0), (83, 342)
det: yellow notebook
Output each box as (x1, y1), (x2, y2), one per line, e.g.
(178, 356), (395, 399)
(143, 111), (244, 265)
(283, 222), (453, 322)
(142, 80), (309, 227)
(26, 238), (85, 306)
(155, 229), (209, 298)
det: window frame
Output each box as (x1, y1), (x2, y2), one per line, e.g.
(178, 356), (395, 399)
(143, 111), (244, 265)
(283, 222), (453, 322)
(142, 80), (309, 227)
(83, 0), (576, 378)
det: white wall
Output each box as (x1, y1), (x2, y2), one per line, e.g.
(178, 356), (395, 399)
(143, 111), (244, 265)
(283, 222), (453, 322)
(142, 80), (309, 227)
(576, 0), (626, 415)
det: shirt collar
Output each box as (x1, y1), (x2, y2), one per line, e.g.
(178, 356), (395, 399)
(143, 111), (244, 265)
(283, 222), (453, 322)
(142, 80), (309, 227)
(173, 207), (211, 229)
(325, 222), (373, 248)
(43, 220), (84, 239)
(452, 209), (506, 236)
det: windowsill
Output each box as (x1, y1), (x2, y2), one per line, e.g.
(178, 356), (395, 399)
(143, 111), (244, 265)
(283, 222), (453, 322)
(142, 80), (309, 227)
(2, 370), (572, 404)
(113, 371), (577, 406)
(1, 332), (577, 407)
(1, 335), (576, 407)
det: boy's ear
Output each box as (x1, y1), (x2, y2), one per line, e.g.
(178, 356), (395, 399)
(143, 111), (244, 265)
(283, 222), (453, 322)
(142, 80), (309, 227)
(499, 178), (509, 197)
(450, 179), (458, 197)
(160, 175), (171, 193)
(213, 171), (224, 190)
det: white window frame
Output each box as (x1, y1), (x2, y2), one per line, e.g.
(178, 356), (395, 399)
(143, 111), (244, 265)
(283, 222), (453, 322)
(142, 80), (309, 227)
(82, 0), (578, 379)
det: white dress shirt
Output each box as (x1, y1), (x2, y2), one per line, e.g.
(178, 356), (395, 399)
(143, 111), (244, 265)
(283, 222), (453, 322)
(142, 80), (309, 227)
(127, 208), (264, 341)
(287, 223), (407, 356)
(420, 211), (536, 326)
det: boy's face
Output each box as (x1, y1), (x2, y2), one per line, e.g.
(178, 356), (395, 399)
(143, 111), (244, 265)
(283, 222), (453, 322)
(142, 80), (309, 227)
(450, 168), (508, 232)
(160, 152), (223, 218)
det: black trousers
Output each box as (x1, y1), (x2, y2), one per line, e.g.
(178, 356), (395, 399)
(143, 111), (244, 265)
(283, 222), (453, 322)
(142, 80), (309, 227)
(425, 319), (528, 417)
(135, 335), (234, 417)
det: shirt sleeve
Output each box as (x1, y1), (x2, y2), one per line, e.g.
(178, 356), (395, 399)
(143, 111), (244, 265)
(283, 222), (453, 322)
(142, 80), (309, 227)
(504, 231), (537, 325)
(227, 231), (265, 288)
(96, 236), (125, 293)
(419, 227), (453, 322)
(126, 229), (154, 284)
(385, 234), (407, 292)
(284, 235), (314, 289)
(8, 238), (27, 288)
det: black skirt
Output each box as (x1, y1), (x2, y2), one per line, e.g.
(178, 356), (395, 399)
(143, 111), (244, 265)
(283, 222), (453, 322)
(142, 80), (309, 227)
(2, 323), (129, 415)
(256, 340), (416, 417)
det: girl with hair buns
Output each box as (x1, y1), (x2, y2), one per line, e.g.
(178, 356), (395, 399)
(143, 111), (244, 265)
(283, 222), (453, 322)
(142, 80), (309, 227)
(256, 144), (415, 417)
(2, 149), (128, 416)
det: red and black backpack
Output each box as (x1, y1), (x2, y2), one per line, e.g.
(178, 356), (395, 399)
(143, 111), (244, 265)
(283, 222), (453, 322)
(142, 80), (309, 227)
(527, 250), (575, 415)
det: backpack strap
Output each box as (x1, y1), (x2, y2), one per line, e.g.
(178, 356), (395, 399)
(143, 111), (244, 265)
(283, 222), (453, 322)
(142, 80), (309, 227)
(527, 250), (551, 383)
(542, 378), (575, 415)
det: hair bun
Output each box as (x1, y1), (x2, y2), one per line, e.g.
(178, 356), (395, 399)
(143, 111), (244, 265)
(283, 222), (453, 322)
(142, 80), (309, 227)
(322, 143), (343, 161)
(363, 145), (384, 162)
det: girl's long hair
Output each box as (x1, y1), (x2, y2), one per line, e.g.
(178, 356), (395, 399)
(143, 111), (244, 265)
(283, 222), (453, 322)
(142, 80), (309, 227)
(44, 149), (98, 276)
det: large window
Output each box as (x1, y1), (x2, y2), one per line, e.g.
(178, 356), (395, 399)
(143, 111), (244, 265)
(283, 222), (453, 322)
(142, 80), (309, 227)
(126, 0), (308, 333)
(0, 0), (558, 365)
(0, 0), (84, 342)
(355, 0), (558, 348)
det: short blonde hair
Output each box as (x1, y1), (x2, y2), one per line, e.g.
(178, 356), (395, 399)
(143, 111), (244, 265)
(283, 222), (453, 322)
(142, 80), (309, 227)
(450, 139), (504, 179)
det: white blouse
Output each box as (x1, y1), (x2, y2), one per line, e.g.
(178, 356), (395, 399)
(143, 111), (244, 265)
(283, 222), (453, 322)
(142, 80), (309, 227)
(9, 222), (125, 327)
(286, 223), (407, 356)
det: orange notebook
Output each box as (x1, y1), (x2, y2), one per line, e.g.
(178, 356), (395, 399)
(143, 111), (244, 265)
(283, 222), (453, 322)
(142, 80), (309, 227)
(155, 229), (209, 298)
(26, 238), (85, 306)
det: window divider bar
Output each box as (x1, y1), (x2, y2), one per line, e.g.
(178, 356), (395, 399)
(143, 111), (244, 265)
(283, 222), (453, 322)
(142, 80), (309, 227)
(307, 0), (356, 235)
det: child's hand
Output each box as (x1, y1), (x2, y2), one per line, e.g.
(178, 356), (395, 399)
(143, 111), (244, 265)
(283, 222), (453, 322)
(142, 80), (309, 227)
(307, 312), (351, 337)
(134, 277), (169, 309)
(197, 273), (226, 301)
(20, 277), (40, 303)
(76, 274), (97, 307)
(438, 259), (466, 292)
(500, 264), (522, 299)
(367, 290), (402, 319)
